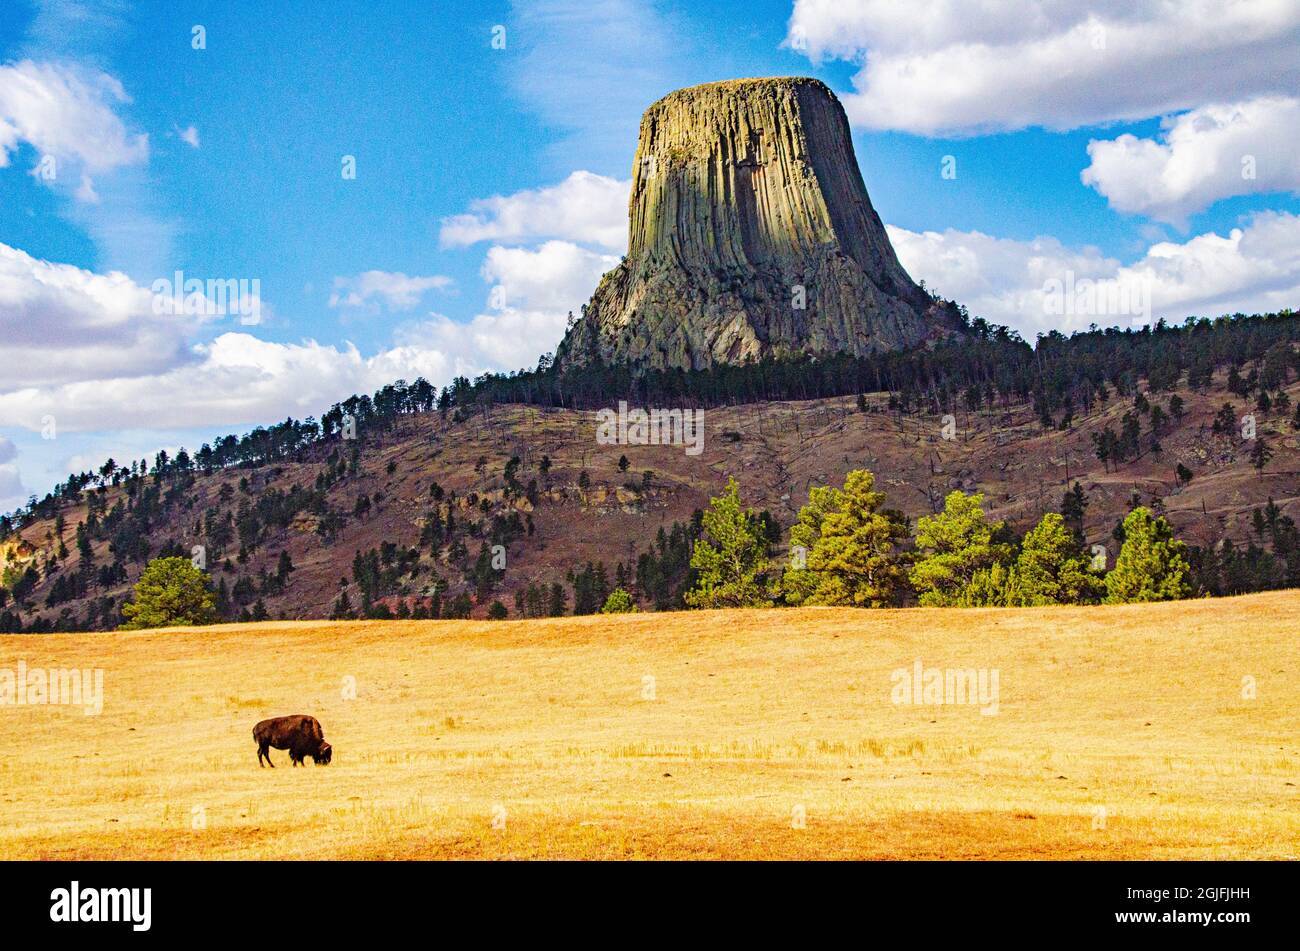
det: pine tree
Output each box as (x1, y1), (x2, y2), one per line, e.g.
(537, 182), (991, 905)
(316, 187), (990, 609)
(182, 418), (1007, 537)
(547, 582), (566, 617)
(1059, 482), (1089, 544)
(276, 550), (294, 585)
(1148, 404), (1167, 436)
(1104, 507), (1192, 603)
(1212, 403), (1237, 435)
(799, 470), (909, 608)
(1250, 437), (1273, 476)
(952, 561), (1026, 607)
(216, 577), (231, 618)
(1015, 513), (1104, 605)
(75, 521), (93, 564)
(684, 477), (771, 609)
(119, 557), (217, 630)
(909, 491), (1011, 606)
(781, 483), (842, 606)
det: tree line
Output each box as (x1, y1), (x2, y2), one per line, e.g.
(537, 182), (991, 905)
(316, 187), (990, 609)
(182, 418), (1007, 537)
(680, 474), (1193, 611)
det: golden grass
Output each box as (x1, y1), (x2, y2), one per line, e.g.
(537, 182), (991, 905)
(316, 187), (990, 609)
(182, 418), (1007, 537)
(1, 592), (1297, 859)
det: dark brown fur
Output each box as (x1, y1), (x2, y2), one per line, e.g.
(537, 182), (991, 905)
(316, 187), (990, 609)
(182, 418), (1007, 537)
(253, 715), (332, 767)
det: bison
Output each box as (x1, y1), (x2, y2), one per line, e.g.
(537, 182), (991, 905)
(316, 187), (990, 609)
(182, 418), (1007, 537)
(253, 714), (333, 767)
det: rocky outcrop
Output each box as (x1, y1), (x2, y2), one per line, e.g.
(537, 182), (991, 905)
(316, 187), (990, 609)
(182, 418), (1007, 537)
(555, 77), (958, 372)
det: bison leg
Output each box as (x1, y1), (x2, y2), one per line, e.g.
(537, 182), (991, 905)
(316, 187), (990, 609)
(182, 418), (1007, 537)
(259, 744), (274, 767)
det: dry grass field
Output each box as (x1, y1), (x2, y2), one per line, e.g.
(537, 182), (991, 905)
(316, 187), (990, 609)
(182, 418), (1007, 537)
(1, 592), (1297, 859)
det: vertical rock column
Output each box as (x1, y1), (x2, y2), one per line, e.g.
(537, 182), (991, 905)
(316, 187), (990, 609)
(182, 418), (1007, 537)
(556, 76), (955, 372)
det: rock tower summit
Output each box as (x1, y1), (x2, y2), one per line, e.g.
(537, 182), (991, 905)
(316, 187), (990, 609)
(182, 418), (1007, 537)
(555, 77), (956, 371)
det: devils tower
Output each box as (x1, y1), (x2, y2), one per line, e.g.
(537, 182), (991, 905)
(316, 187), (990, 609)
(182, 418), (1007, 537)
(555, 77), (958, 372)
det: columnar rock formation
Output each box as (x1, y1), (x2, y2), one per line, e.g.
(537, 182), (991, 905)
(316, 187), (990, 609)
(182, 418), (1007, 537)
(555, 77), (958, 372)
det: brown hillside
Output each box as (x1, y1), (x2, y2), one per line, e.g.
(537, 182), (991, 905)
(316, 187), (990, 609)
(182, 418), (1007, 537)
(8, 369), (1300, 628)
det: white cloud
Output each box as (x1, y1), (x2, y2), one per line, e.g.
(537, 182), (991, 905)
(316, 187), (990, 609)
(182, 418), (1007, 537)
(328, 270), (454, 312)
(481, 240), (618, 312)
(888, 211), (1300, 337)
(1081, 96), (1300, 224)
(0, 59), (148, 196)
(0, 332), (435, 433)
(0, 436), (16, 465)
(395, 309), (569, 377)
(177, 124), (200, 149)
(0, 241), (203, 389)
(0, 309), (570, 435)
(888, 226), (1119, 335)
(440, 170), (629, 251)
(786, 0), (1300, 135)
(0, 58), (170, 275)
(0, 237), (574, 434)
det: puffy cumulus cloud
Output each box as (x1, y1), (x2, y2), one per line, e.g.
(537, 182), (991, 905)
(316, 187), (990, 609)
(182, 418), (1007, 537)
(0, 333), (434, 433)
(888, 226), (1120, 334)
(440, 171), (629, 251)
(0, 435), (15, 465)
(328, 270), (454, 312)
(0, 305), (571, 434)
(480, 240), (618, 312)
(785, 0), (1300, 134)
(1082, 96), (1300, 224)
(888, 211), (1300, 337)
(394, 309), (569, 377)
(0, 241), (205, 389)
(0, 60), (148, 197)
(176, 125), (200, 149)
(0, 237), (569, 435)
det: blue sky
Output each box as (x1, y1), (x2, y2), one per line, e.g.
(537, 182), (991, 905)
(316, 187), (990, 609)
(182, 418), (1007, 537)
(2, 0), (1300, 511)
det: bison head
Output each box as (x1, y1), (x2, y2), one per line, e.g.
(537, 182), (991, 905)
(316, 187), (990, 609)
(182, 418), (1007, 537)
(314, 741), (332, 765)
